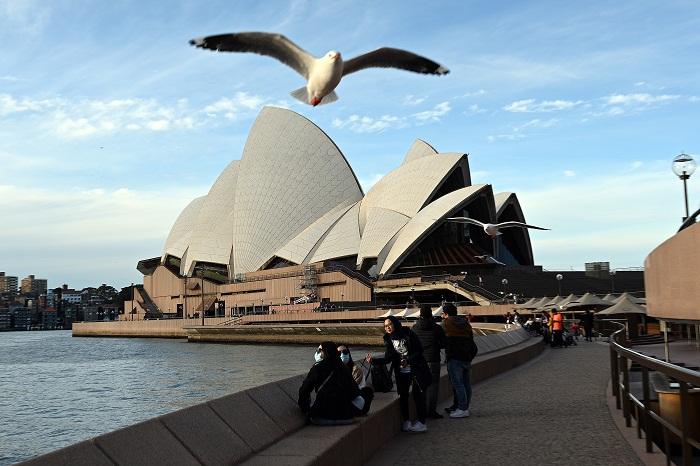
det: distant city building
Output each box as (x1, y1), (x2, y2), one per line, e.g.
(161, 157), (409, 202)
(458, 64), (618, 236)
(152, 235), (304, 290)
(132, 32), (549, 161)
(11, 307), (31, 330)
(585, 261), (611, 279)
(20, 275), (48, 295)
(0, 307), (10, 330)
(58, 285), (82, 304)
(41, 309), (58, 329)
(0, 272), (18, 294)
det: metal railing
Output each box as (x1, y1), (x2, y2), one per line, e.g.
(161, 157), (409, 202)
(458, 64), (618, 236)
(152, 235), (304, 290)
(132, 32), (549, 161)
(609, 321), (700, 465)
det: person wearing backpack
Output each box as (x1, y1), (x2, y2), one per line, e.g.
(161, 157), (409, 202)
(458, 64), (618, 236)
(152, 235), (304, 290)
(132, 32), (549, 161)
(442, 303), (477, 419)
(298, 341), (362, 424)
(412, 304), (447, 419)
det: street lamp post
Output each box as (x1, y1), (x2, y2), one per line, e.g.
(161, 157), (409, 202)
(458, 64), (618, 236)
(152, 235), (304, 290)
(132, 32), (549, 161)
(501, 279), (508, 302)
(671, 153), (697, 220)
(556, 273), (563, 296)
(453, 282), (458, 303)
(410, 287), (415, 304)
(200, 273), (204, 327)
(341, 293), (344, 311)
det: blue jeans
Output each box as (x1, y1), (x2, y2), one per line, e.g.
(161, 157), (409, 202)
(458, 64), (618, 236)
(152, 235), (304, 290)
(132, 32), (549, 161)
(447, 359), (472, 410)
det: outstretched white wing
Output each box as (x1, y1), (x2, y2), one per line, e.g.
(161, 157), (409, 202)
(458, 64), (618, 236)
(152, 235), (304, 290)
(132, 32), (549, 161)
(190, 32), (315, 79)
(496, 221), (549, 231)
(446, 217), (485, 228)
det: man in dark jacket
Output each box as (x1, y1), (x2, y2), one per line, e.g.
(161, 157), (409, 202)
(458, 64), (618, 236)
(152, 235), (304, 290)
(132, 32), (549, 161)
(412, 304), (446, 419)
(442, 303), (475, 419)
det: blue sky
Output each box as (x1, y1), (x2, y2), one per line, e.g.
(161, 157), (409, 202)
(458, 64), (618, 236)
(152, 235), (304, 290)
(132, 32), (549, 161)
(1, 0), (699, 289)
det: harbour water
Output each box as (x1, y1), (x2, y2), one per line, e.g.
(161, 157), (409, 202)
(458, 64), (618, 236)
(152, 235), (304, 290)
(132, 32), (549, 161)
(0, 331), (364, 465)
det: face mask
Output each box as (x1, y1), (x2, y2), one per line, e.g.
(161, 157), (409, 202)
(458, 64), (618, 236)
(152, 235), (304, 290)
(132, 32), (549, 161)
(340, 353), (350, 364)
(314, 350), (323, 363)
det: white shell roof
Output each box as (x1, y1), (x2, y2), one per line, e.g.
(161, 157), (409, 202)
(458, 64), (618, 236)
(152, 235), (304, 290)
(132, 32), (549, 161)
(162, 196), (206, 261)
(307, 202), (362, 263)
(232, 107), (363, 274)
(379, 184), (491, 275)
(356, 207), (410, 267)
(359, 153), (465, 232)
(403, 139), (438, 164)
(182, 160), (240, 276)
(274, 202), (355, 265)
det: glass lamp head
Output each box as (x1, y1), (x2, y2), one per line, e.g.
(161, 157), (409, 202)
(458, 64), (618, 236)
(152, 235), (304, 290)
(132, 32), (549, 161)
(672, 153), (696, 178)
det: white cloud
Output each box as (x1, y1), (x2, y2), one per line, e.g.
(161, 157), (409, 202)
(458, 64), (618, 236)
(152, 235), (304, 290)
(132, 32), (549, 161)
(0, 0), (50, 33)
(514, 118), (559, 132)
(688, 96), (700, 102)
(0, 75), (19, 82)
(0, 91), (269, 139)
(403, 95), (426, 106)
(332, 114), (407, 133)
(605, 93), (680, 105)
(465, 104), (486, 115)
(503, 98), (583, 113)
(487, 133), (525, 143)
(413, 101), (451, 122)
(564, 170), (576, 177)
(630, 161), (644, 170)
(460, 89), (487, 98)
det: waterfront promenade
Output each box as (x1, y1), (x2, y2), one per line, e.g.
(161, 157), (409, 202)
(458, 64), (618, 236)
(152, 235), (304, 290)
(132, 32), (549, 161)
(367, 341), (644, 466)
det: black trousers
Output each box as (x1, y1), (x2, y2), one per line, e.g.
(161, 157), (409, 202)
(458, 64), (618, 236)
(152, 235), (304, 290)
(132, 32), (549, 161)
(396, 371), (426, 423)
(426, 362), (441, 414)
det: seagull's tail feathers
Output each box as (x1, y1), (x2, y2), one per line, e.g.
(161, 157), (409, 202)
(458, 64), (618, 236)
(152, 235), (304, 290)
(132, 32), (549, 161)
(319, 91), (338, 105)
(290, 87), (309, 104)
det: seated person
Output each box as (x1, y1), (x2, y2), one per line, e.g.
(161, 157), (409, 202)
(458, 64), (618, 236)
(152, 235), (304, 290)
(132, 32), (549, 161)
(298, 341), (361, 425)
(338, 344), (374, 415)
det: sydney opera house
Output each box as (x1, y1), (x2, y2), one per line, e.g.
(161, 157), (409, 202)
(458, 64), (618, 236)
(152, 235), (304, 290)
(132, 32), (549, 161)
(129, 107), (538, 318)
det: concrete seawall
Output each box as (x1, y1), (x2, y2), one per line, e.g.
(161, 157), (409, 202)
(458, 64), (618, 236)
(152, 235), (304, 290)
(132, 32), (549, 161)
(22, 328), (543, 466)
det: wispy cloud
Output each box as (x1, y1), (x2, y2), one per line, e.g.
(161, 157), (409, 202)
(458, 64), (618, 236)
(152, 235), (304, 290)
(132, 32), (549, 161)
(605, 93), (680, 105)
(504, 98), (583, 113)
(332, 114), (408, 134)
(513, 118), (559, 132)
(333, 102), (451, 134)
(402, 95), (426, 106)
(0, 0), (50, 33)
(0, 92), (269, 139)
(564, 170), (576, 177)
(459, 89), (487, 98)
(413, 102), (451, 122)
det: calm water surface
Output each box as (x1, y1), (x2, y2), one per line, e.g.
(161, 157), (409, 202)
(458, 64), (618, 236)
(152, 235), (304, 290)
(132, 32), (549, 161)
(0, 331), (368, 465)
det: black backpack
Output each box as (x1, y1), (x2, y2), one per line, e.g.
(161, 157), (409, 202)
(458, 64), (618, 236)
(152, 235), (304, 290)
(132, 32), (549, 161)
(370, 362), (394, 392)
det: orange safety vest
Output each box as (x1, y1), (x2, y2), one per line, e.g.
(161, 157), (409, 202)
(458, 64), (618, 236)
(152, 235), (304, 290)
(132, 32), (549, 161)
(552, 313), (563, 331)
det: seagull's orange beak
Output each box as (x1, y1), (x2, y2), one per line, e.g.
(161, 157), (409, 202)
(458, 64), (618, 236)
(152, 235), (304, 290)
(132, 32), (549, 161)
(310, 96), (321, 106)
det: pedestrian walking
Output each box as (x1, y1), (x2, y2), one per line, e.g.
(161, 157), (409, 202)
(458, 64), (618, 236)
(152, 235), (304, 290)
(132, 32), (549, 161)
(582, 309), (594, 342)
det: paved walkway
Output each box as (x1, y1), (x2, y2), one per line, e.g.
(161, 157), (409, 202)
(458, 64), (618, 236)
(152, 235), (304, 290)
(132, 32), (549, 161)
(367, 340), (643, 466)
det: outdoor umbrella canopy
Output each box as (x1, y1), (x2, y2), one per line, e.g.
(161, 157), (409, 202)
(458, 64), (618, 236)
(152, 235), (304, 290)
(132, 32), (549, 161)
(566, 292), (613, 308)
(597, 296), (647, 315)
(558, 294), (579, 308)
(432, 305), (444, 317)
(517, 297), (541, 309)
(393, 307), (411, 318)
(378, 309), (396, 318)
(405, 308), (421, 319)
(529, 297), (552, 310)
(602, 293), (619, 302)
(542, 295), (565, 308)
(612, 292), (646, 305)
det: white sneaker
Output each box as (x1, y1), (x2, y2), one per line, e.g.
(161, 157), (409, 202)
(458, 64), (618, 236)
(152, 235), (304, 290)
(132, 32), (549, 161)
(401, 420), (413, 432)
(410, 421), (427, 433)
(449, 408), (470, 418)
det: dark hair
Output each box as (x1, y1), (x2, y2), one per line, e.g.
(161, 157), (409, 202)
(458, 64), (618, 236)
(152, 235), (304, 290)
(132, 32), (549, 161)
(443, 303), (458, 316)
(385, 315), (403, 334)
(420, 304), (433, 320)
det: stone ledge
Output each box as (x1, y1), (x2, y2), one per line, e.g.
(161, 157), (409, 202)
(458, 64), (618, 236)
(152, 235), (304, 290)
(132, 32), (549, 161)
(21, 329), (541, 466)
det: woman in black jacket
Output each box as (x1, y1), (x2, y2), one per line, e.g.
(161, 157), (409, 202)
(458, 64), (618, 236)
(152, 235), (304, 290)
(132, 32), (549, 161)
(298, 341), (361, 424)
(373, 315), (429, 433)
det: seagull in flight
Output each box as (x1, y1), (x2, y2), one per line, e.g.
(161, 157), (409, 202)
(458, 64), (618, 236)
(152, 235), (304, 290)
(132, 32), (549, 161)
(189, 32), (449, 106)
(446, 217), (550, 238)
(475, 255), (506, 266)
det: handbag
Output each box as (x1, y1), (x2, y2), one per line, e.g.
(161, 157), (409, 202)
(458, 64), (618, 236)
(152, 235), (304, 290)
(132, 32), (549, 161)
(370, 361), (394, 392)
